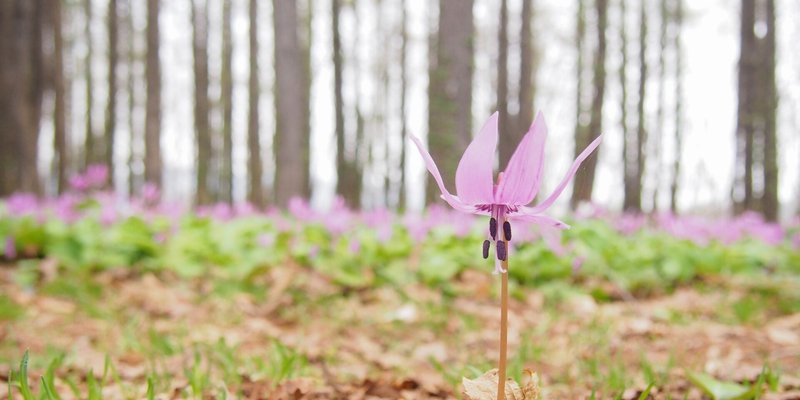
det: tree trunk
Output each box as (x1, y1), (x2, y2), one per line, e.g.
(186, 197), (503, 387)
(125, 0), (138, 195)
(273, 0), (310, 206)
(620, 0), (631, 211)
(398, 0), (408, 210)
(144, 0), (162, 187)
(332, 0), (361, 208)
(734, 0), (756, 213)
(761, 0), (778, 221)
(497, 0), (510, 168)
(246, 0), (264, 207)
(192, 0), (211, 206)
(52, 0), (69, 194)
(514, 0), (535, 145)
(571, 0), (606, 209)
(571, 0), (586, 210)
(220, 0), (233, 204)
(84, 0), (96, 168)
(733, 0), (777, 220)
(650, 0), (668, 211)
(670, 0), (683, 213)
(426, 0), (474, 205)
(104, 0), (119, 188)
(0, 0), (45, 195)
(624, 0), (646, 212)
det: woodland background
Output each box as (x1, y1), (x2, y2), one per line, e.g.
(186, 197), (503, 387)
(0, 0), (798, 219)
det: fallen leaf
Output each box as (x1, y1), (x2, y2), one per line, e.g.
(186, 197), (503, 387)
(462, 368), (540, 400)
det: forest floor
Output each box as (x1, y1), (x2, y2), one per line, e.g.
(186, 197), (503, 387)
(1, 262), (800, 399)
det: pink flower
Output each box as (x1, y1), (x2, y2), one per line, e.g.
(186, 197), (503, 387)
(4, 236), (16, 260)
(411, 112), (601, 272)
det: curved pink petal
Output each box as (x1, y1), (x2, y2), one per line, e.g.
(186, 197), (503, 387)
(526, 134), (603, 214)
(511, 207), (571, 229)
(495, 111), (548, 205)
(409, 133), (480, 214)
(455, 112), (498, 205)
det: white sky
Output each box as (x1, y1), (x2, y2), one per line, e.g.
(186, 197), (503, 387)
(41, 0), (800, 218)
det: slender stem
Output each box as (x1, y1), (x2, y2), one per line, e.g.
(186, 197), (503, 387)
(497, 217), (510, 399)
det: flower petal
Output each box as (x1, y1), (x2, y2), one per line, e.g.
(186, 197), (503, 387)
(511, 207), (571, 229)
(526, 134), (603, 214)
(409, 133), (482, 214)
(495, 111), (548, 205)
(455, 112), (499, 205)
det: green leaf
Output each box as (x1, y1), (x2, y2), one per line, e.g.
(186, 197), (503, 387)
(687, 371), (752, 400)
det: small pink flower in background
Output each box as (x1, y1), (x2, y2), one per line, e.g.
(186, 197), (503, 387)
(572, 256), (584, 275)
(5, 193), (39, 216)
(288, 197), (316, 222)
(349, 238), (361, 253)
(69, 175), (90, 191)
(411, 111), (602, 273)
(141, 183), (161, 204)
(4, 236), (16, 260)
(258, 233), (276, 247)
(85, 164), (109, 188)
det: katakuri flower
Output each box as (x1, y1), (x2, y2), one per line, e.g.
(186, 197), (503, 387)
(411, 111), (602, 273)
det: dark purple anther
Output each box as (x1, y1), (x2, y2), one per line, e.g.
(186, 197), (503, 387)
(496, 241), (507, 261)
(489, 218), (498, 240)
(482, 240), (490, 259)
(503, 221), (512, 241)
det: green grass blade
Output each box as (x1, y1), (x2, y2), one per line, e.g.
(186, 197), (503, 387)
(18, 351), (35, 400)
(40, 376), (59, 400)
(146, 376), (155, 400)
(638, 383), (655, 400)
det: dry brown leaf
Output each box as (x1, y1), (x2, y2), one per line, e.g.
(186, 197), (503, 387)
(462, 368), (540, 400)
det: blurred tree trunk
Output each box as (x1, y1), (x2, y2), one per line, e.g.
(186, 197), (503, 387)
(52, 0), (69, 194)
(398, 0), (408, 210)
(125, 0), (138, 195)
(0, 0), (45, 195)
(84, 0), (96, 168)
(246, 0), (264, 207)
(220, 0), (233, 204)
(104, 0), (119, 187)
(619, 0), (631, 211)
(650, 0), (668, 211)
(144, 0), (162, 187)
(192, 0), (211, 205)
(514, 0), (535, 145)
(670, 0), (683, 213)
(734, 0), (756, 213)
(733, 0), (778, 220)
(332, 0), (361, 208)
(497, 0), (510, 167)
(624, 0), (647, 212)
(761, 0), (778, 221)
(571, 0), (606, 209)
(426, 0), (474, 205)
(572, 0), (586, 210)
(501, 0), (537, 169)
(273, 0), (310, 206)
